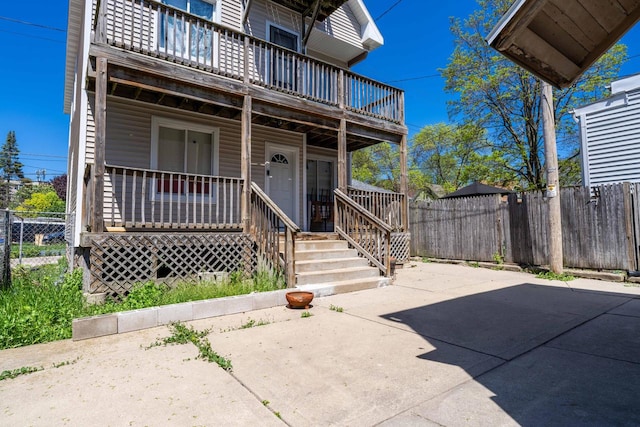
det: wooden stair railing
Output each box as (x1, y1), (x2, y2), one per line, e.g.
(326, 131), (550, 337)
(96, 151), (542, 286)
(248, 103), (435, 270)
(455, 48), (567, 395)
(334, 189), (392, 277)
(250, 182), (300, 287)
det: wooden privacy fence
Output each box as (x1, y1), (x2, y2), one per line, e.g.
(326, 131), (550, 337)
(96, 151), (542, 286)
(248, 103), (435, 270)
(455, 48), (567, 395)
(410, 183), (639, 271)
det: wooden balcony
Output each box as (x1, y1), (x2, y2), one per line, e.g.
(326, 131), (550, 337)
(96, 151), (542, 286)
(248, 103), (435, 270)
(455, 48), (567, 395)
(92, 0), (404, 126)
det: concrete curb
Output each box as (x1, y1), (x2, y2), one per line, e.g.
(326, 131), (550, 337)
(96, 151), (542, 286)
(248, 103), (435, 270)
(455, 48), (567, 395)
(72, 287), (325, 341)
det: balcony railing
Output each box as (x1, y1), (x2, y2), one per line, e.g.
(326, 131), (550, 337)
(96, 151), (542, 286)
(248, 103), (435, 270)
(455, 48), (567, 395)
(347, 186), (406, 232)
(93, 0), (404, 123)
(104, 164), (243, 229)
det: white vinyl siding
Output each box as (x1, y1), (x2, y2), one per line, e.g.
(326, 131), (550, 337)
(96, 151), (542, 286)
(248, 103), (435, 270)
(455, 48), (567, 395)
(313, 3), (361, 48)
(577, 89), (640, 186)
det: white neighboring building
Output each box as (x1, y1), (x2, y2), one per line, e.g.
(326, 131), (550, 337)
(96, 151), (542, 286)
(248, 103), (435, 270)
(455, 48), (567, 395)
(574, 73), (640, 187)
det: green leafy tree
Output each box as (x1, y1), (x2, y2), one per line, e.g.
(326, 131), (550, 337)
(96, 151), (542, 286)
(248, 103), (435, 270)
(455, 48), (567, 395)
(411, 122), (513, 193)
(441, 0), (626, 190)
(351, 143), (400, 191)
(15, 190), (65, 215)
(0, 131), (25, 207)
(10, 183), (54, 210)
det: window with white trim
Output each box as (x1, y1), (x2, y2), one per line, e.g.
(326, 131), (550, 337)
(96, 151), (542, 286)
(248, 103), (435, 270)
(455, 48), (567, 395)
(151, 117), (219, 195)
(268, 23), (299, 89)
(158, 0), (219, 65)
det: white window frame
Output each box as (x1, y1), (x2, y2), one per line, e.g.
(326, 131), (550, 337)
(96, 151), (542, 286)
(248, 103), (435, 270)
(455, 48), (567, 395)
(154, 0), (220, 67)
(150, 116), (220, 201)
(267, 22), (300, 89)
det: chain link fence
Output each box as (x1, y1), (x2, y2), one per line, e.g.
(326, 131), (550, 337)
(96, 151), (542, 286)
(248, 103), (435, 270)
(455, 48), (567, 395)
(0, 210), (70, 288)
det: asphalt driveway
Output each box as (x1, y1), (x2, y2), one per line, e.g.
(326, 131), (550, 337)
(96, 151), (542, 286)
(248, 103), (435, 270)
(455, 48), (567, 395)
(1, 262), (639, 426)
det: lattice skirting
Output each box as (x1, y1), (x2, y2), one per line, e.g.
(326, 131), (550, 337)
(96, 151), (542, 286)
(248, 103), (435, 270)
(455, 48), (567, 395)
(390, 232), (410, 263)
(87, 232), (257, 297)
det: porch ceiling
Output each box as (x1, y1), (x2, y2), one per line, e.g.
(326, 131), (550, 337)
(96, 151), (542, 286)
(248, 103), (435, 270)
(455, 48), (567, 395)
(487, 0), (640, 88)
(269, 0), (348, 21)
(89, 77), (395, 151)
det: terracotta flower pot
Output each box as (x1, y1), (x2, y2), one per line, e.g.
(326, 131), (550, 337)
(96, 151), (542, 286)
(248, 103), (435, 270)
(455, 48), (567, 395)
(286, 291), (314, 309)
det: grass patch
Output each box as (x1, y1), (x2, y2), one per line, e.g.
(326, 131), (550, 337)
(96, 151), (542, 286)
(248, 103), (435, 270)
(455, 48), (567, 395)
(11, 242), (66, 259)
(0, 262), (84, 350)
(88, 269), (286, 316)
(536, 271), (575, 281)
(0, 263), (285, 350)
(148, 322), (232, 371)
(301, 311), (312, 318)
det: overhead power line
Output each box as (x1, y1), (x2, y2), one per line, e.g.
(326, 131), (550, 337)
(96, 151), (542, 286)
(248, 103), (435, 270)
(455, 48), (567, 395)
(375, 0), (404, 21)
(0, 15), (65, 32)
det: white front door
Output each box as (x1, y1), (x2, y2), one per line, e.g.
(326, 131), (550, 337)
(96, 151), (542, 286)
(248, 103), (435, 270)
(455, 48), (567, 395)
(266, 145), (298, 223)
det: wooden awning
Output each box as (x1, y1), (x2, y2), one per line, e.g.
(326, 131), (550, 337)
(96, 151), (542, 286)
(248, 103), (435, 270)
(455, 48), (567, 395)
(269, 0), (348, 21)
(487, 0), (640, 88)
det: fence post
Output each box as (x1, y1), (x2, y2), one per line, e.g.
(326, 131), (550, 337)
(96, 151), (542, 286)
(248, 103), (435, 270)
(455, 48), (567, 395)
(623, 182), (637, 271)
(1, 209), (11, 289)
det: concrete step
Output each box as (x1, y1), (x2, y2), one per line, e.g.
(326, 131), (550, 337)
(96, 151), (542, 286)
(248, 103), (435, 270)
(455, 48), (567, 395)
(295, 248), (359, 261)
(297, 276), (391, 296)
(295, 257), (369, 273)
(295, 239), (348, 251)
(296, 266), (380, 286)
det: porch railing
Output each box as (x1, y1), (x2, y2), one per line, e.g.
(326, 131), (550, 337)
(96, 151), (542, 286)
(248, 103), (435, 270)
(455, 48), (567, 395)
(103, 164), (243, 229)
(334, 189), (392, 276)
(93, 0), (403, 123)
(347, 186), (406, 232)
(250, 182), (299, 287)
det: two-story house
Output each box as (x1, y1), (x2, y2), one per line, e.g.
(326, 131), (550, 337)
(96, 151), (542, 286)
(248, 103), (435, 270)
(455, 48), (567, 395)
(64, 0), (409, 297)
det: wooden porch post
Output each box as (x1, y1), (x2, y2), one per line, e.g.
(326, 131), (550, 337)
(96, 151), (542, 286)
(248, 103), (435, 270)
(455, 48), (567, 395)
(399, 134), (409, 231)
(93, 57), (107, 233)
(241, 95), (252, 232)
(94, 0), (108, 43)
(338, 118), (347, 192)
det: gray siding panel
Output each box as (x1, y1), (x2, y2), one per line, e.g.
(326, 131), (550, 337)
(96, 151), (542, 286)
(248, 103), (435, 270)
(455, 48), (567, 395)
(314, 3), (361, 48)
(582, 87), (640, 185)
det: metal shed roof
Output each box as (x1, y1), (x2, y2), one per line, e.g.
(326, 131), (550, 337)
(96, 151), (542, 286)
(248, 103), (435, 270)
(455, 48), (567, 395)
(441, 182), (513, 199)
(487, 0), (640, 88)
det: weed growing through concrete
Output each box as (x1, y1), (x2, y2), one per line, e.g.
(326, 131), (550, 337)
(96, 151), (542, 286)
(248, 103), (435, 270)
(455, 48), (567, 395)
(239, 318), (270, 329)
(262, 400), (270, 406)
(52, 357), (81, 369)
(536, 271), (575, 281)
(147, 322), (232, 371)
(0, 366), (43, 381)
(329, 305), (343, 312)
(301, 311), (312, 318)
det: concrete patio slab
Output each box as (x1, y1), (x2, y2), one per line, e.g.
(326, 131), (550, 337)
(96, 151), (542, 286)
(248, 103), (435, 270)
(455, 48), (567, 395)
(211, 306), (503, 426)
(404, 346), (640, 427)
(609, 298), (640, 317)
(546, 313), (640, 364)
(2, 261), (639, 426)
(0, 325), (282, 426)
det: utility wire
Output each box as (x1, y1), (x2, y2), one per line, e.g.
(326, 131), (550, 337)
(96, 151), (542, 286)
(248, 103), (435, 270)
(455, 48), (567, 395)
(0, 16), (65, 32)
(0, 28), (65, 44)
(374, 0), (404, 21)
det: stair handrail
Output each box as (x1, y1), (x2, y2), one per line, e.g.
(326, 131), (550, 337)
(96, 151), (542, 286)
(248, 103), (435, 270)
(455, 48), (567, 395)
(334, 189), (392, 276)
(250, 182), (300, 287)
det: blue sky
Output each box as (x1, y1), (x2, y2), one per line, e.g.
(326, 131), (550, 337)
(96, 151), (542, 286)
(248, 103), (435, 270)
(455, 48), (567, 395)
(1, 0), (640, 181)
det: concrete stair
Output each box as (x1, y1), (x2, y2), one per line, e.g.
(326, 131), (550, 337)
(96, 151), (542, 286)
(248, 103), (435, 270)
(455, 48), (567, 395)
(293, 235), (390, 294)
